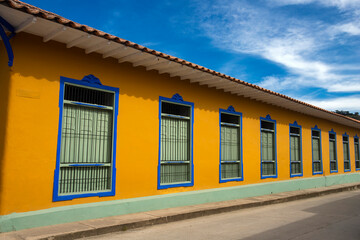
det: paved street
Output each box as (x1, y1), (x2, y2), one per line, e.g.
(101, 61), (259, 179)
(88, 190), (360, 240)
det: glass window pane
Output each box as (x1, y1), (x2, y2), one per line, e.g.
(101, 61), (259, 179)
(59, 84), (115, 196)
(329, 141), (336, 160)
(221, 162), (241, 179)
(160, 101), (191, 185)
(221, 112), (241, 180)
(312, 138), (320, 161)
(161, 117), (189, 161)
(343, 142), (349, 161)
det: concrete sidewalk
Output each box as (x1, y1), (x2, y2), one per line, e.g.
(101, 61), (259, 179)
(2, 183), (360, 240)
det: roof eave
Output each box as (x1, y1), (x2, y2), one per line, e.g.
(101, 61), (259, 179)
(1, 0), (359, 129)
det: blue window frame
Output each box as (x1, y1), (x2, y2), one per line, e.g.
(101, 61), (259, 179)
(343, 133), (351, 172)
(158, 93), (194, 189)
(311, 125), (323, 175)
(260, 114), (277, 179)
(219, 106), (243, 183)
(355, 135), (360, 171)
(289, 121), (302, 178)
(53, 75), (119, 201)
(329, 129), (338, 173)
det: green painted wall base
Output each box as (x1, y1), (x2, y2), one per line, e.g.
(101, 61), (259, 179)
(1, 173), (360, 232)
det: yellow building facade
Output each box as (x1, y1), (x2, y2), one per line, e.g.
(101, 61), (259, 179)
(0, 1), (360, 232)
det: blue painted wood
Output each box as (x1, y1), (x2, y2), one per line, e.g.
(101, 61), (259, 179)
(0, 16), (15, 66)
(219, 106), (243, 183)
(53, 75), (119, 202)
(81, 74), (103, 85)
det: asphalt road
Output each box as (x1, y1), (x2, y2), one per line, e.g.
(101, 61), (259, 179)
(88, 189), (360, 240)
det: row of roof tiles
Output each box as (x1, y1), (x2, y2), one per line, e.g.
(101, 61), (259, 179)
(1, 0), (359, 125)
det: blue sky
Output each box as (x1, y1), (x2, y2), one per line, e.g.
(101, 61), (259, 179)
(25, 0), (360, 112)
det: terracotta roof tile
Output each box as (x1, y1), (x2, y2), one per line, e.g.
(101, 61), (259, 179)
(1, 0), (359, 125)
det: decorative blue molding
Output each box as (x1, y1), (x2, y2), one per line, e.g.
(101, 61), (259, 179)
(289, 121), (303, 178)
(291, 121), (301, 128)
(265, 114), (272, 120)
(355, 135), (360, 171)
(311, 125), (323, 175)
(158, 95), (194, 189)
(53, 76), (119, 201)
(171, 93), (184, 102)
(329, 129), (338, 173)
(343, 132), (351, 172)
(81, 74), (102, 85)
(260, 115), (277, 179)
(227, 105), (235, 112)
(219, 107), (243, 183)
(0, 16), (16, 67)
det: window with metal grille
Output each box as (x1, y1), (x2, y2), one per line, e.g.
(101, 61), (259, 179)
(220, 109), (242, 182)
(290, 124), (302, 177)
(261, 116), (277, 178)
(355, 137), (360, 170)
(329, 131), (337, 172)
(159, 96), (193, 189)
(54, 76), (118, 201)
(312, 128), (322, 174)
(343, 134), (350, 172)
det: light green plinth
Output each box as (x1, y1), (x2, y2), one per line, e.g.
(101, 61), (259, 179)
(1, 173), (360, 232)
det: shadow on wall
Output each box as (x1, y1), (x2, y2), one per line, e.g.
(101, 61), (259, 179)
(12, 33), (360, 139)
(12, 32), (305, 125)
(0, 40), (11, 213)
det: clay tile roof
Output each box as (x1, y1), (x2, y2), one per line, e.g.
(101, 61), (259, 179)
(1, 0), (360, 125)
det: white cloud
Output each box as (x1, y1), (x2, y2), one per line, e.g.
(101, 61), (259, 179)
(192, 0), (360, 96)
(303, 95), (360, 112)
(334, 22), (360, 36)
(272, 0), (360, 9)
(257, 76), (295, 92)
(327, 82), (360, 92)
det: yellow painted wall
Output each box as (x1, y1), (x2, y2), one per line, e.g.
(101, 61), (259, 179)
(0, 39), (11, 215)
(1, 33), (359, 215)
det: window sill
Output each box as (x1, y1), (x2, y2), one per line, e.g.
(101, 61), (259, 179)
(290, 173), (303, 178)
(261, 175), (277, 179)
(53, 190), (114, 202)
(158, 182), (193, 190)
(220, 177), (243, 183)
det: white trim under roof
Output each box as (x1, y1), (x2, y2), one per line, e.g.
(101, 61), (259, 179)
(0, 2), (359, 129)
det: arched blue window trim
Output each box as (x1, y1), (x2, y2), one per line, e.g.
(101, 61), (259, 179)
(311, 125), (323, 175)
(342, 132), (351, 172)
(289, 121), (303, 178)
(329, 129), (338, 173)
(260, 114), (277, 179)
(219, 106), (243, 183)
(157, 93), (194, 189)
(53, 75), (119, 201)
(355, 134), (360, 171)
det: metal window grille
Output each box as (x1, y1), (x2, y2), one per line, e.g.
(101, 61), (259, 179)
(290, 127), (301, 175)
(58, 84), (114, 195)
(329, 133), (337, 171)
(261, 121), (275, 176)
(221, 113), (241, 179)
(312, 130), (322, 173)
(355, 138), (360, 169)
(160, 102), (191, 184)
(343, 136), (350, 171)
